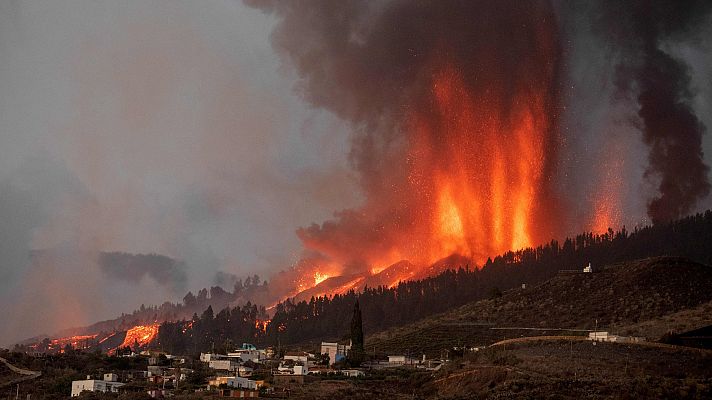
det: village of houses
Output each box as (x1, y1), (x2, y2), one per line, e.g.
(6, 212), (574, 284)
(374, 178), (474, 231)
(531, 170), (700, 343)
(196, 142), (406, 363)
(70, 331), (643, 398)
(69, 340), (443, 398)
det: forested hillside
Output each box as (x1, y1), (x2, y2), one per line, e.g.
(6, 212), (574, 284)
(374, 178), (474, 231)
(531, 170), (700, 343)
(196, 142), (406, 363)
(155, 211), (712, 354)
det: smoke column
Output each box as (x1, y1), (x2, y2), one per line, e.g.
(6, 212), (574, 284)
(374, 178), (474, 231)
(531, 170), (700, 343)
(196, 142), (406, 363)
(247, 0), (564, 279)
(595, 0), (712, 223)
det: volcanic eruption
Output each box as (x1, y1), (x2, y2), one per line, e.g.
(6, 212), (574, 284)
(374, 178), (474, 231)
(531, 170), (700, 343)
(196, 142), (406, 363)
(248, 0), (712, 299)
(247, 0), (565, 294)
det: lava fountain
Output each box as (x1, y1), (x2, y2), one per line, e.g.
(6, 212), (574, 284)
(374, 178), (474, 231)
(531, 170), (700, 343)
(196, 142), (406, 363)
(253, 0), (574, 297)
(407, 63), (558, 263)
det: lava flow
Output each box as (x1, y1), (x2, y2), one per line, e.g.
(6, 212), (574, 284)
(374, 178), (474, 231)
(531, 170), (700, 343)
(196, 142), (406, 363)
(116, 324), (159, 351)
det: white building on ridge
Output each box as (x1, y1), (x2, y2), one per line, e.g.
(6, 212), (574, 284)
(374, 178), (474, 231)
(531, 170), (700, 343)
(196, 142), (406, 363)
(71, 376), (124, 397)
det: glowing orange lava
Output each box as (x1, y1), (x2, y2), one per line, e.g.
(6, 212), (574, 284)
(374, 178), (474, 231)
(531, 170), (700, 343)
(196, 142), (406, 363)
(313, 271), (329, 286)
(288, 62), (562, 297)
(117, 324), (159, 350)
(405, 65), (553, 264)
(45, 334), (98, 352)
(255, 319), (270, 333)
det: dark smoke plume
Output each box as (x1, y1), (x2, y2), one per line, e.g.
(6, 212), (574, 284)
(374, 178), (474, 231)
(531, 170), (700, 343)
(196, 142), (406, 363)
(247, 0), (563, 271)
(595, 0), (712, 223)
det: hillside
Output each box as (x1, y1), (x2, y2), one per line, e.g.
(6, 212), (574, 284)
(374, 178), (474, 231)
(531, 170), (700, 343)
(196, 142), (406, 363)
(266, 339), (712, 399)
(367, 257), (712, 357)
(428, 339), (712, 399)
(291, 256), (470, 303)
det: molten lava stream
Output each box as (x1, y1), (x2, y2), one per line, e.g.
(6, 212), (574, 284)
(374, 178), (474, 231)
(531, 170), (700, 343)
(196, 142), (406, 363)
(115, 324), (159, 352)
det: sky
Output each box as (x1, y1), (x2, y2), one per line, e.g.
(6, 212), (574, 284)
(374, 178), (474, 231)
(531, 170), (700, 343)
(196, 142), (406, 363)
(1, 0), (711, 346)
(0, 0), (360, 345)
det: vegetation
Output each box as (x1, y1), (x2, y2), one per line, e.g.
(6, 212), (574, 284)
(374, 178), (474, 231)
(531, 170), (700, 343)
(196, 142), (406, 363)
(367, 256), (712, 357)
(36, 272), (270, 348)
(348, 300), (364, 366)
(0, 348), (214, 399)
(156, 303), (269, 355)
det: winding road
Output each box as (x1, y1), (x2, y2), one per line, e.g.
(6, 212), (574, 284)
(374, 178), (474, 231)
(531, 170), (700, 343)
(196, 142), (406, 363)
(0, 356), (42, 389)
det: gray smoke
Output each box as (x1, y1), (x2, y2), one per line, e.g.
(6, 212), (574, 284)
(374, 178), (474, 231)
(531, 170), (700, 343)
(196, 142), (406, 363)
(593, 0), (712, 223)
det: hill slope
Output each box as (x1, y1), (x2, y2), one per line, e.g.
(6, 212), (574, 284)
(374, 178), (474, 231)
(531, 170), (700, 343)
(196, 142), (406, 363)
(367, 257), (712, 357)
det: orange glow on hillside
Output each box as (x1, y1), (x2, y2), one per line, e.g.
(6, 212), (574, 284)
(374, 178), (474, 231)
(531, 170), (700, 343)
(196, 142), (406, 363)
(118, 324), (159, 350)
(313, 271), (329, 286)
(49, 334), (98, 352)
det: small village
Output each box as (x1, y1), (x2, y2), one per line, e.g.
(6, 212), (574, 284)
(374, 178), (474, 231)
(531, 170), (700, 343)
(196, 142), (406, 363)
(66, 340), (447, 398)
(66, 331), (648, 398)
(53, 262), (645, 398)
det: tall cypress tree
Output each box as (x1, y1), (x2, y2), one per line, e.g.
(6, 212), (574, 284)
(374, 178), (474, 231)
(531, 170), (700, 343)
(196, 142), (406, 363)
(349, 300), (364, 366)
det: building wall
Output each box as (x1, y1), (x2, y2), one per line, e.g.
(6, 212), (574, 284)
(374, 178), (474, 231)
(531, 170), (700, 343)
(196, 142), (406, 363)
(210, 360), (236, 371)
(70, 380), (124, 397)
(228, 376), (257, 389)
(320, 342), (350, 365)
(71, 380), (97, 397)
(284, 355), (308, 364)
(388, 356), (406, 364)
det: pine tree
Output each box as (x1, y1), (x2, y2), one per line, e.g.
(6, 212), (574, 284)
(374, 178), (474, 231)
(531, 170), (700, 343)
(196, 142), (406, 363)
(349, 300), (364, 366)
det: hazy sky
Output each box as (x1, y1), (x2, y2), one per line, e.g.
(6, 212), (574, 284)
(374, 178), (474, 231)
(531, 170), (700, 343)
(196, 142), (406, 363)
(0, 0), (360, 345)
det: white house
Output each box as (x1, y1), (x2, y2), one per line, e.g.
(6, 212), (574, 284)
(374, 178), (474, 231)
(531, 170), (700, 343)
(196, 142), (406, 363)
(589, 331), (610, 341)
(209, 359), (238, 371)
(103, 373), (118, 382)
(588, 331), (645, 343)
(227, 376), (258, 390)
(388, 355), (407, 364)
(200, 353), (226, 362)
(276, 362), (308, 375)
(341, 369), (365, 378)
(320, 342), (351, 365)
(583, 263), (593, 273)
(208, 376), (258, 389)
(71, 377), (124, 397)
(227, 349), (263, 363)
(284, 351), (311, 364)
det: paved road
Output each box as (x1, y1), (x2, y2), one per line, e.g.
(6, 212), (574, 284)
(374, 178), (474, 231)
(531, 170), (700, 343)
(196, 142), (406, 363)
(489, 335), (712, 354)
(0, 356), (42, 389)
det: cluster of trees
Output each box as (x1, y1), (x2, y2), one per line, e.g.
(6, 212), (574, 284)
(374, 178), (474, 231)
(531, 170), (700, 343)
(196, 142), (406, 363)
(64, 275), (269, 340)
(156, 303), (269, 355)
(154, 211), (712, 352)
